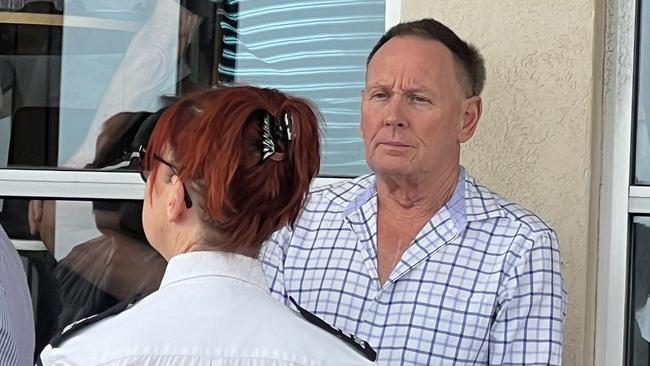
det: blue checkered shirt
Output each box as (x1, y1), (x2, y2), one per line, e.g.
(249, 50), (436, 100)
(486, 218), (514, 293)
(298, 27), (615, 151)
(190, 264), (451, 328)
(261, 168), (566, 365)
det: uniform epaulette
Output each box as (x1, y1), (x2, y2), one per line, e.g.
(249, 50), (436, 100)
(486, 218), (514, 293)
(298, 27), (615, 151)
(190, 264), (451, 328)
(289, 296), (377, 362)
(51, 295), (140, 347)
(36, 295), (140, 365)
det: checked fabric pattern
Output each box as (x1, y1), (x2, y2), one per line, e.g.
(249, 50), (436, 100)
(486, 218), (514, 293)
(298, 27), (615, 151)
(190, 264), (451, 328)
(262, 168), (566, 365)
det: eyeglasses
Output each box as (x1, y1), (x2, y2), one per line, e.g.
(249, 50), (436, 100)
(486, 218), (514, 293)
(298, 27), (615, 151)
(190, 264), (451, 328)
(138, 147), (193, 209)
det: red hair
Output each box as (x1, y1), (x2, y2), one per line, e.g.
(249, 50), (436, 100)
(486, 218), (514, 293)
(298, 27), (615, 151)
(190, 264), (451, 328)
(145, 86), (321, 256)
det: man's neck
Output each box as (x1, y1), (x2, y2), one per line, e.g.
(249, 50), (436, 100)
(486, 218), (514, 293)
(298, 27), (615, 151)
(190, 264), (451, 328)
(375, 165), (460, 221)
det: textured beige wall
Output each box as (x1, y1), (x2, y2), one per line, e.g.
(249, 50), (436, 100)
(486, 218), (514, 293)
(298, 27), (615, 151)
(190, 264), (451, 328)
(401, 1), (600, 365)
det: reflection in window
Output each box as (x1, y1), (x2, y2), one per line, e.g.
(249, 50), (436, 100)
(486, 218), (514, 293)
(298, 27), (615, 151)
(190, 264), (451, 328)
(0, 197), (165, 360)
(0, 0), (220, 170)
(637, 1), (650, 184)
(629, 216), (650, 365)
(0, 0), (384, 177)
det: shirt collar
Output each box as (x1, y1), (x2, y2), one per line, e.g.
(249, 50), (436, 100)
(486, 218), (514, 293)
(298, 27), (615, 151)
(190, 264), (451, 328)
(161, 251), (268, 291)
(332, 166), (504, 226)
(446, 168), (467, 232)
(462, 168), (507, 221)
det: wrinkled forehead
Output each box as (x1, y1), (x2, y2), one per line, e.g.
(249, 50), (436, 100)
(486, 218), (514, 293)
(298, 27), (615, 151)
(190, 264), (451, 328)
(366, 36), (453, 81)
(366, 36), (465, 93)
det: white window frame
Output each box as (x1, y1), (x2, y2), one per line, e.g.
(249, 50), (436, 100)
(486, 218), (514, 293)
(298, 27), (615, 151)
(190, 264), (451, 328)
(0, 3), (400, 201)
(596, 0), (640, 365)
(385, 0), (401, 31)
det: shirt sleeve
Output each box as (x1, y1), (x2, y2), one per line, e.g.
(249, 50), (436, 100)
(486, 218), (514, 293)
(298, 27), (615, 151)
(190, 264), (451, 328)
(489, 230), (567, 365)
(0, 287), (20, 366)
(0, 226), (34, 366)
(260, 226), (293, 305)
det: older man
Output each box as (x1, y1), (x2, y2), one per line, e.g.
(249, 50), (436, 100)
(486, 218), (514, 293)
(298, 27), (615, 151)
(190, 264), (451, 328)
(262, 18), (566, 365)
(0, 224), (35, 365)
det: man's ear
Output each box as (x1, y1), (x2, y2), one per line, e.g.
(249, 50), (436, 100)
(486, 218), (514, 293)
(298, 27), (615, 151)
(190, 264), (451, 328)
(166, 176), (187, 222)
(458, 96), (482, 143)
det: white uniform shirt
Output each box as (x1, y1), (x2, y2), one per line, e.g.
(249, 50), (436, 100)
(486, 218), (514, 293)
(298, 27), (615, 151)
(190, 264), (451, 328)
(39, 251), (375, 366)
(0, 225), (35, 366)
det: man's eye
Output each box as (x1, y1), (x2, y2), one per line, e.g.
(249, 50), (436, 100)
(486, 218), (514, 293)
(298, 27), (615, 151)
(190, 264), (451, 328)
(370, 92), (388, 99)
(410, 95), (429, 103)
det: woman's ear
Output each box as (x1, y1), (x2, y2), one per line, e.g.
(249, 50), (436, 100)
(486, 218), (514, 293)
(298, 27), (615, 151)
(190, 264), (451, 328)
(166, 176), (187, 222)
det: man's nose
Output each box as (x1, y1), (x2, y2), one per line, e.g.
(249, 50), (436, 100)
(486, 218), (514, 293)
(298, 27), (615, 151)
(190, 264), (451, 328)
(384, 98), (406, 128)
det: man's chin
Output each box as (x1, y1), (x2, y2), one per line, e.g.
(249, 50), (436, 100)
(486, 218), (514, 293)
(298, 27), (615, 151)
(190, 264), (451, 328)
(369, 162), (413, 178)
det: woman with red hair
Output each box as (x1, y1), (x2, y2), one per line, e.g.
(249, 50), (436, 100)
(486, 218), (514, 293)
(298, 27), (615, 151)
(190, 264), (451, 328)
(39, 86), (375, 365)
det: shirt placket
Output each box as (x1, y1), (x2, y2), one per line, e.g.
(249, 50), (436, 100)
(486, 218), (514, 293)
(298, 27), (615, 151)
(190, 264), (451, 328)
(368, 206), (462, 356)
(386, 206), (460, 286)
(343, 194), (382, 342)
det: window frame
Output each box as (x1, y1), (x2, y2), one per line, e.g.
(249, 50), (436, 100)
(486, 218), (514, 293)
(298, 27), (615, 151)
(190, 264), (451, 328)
(596, 0), (643, 365)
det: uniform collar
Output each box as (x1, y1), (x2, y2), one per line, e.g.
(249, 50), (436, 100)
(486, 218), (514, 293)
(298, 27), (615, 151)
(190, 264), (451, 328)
(161, 251), (268, 291)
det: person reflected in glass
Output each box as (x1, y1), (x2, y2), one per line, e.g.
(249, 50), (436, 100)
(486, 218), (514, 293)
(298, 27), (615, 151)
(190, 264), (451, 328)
(24, 111), (168, 358)
(39, 86), (376, 365)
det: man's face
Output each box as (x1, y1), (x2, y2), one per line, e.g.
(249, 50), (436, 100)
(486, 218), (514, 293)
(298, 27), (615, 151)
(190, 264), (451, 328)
(361, 36), (472, 180)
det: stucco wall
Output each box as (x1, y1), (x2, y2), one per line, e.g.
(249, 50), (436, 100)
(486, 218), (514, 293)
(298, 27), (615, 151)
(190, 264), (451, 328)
(401, 1), (600, 365)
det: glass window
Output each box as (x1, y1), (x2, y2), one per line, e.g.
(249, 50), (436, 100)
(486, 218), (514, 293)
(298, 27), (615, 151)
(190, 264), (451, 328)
(0, 0), (384, 177)
(219, 0), (384, 176)
(631, 1), (650, 361)
(637, 0), (650, 184)
(608, 1), (650, 364)
(0, 2), (388, 362)
(0, 197), (165, 359)
(628, 216), (650, 366)
(0, 0), (209, 170)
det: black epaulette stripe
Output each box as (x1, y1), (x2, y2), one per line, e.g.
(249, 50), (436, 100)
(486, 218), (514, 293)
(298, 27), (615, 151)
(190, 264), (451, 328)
(48, 295), (140, 348)
(289, 296), (377, 362)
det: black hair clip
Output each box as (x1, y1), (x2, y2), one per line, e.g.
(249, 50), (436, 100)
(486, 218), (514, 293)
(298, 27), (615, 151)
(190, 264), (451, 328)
(258, 109), (293, 162)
